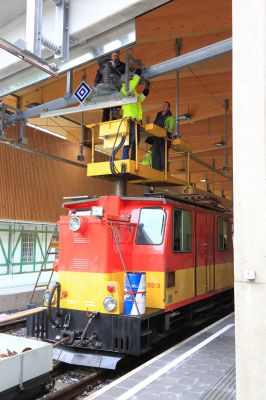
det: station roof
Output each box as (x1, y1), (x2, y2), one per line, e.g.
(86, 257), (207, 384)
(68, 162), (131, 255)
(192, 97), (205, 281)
(0, 0), (232, 203)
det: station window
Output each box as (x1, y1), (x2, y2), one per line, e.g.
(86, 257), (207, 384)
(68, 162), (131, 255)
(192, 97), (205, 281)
(136, 208), (166, 245)
(173, 209), (192, 252)
(218, 218), (228, 250)
(22, 232), (34, 262)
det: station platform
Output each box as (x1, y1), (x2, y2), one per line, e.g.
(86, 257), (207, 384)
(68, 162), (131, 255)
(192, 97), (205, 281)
(88, 313), (235, 400)
(0, 273), (55, 312)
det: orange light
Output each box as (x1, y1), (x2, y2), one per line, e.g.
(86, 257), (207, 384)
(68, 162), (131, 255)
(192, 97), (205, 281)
(61, 290), (68, 298)
(107, 284), (115, 293)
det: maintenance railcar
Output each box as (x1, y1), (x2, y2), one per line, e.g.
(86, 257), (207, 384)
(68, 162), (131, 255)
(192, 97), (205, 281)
(28, 193), (233, 368)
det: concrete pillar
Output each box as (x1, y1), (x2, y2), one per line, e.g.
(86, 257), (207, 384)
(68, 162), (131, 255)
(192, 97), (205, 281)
(233, 0), (266, 399)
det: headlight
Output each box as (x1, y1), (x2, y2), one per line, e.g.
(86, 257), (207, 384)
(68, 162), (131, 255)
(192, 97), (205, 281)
(69, 216), (81, 232)
(103, 296), (117, 312)
(43, 290), (55, 306)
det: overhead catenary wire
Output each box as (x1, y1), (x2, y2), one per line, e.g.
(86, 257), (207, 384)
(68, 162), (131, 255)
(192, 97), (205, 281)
(187, 66), (225, 110)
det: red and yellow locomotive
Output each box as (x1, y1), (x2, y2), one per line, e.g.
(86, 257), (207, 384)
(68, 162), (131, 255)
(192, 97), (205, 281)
(28, 193), (233, 368)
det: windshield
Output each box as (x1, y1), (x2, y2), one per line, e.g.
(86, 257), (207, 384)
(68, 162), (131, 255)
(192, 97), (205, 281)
(136, 208), (166, 245)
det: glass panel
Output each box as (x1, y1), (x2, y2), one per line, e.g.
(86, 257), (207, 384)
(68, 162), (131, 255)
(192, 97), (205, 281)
(22, 232), (34, 262)
(136, 208), (166, 245)
(173, 209), (192, 252)
(218, 218), (228, 250)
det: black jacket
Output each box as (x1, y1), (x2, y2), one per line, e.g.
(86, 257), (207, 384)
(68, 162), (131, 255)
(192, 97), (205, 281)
(154, 110), (172, 128)
(94, 59), (126, 85)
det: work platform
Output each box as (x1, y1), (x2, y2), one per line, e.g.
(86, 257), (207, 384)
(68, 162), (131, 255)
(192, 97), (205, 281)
(87, 159), (186, 186)
(87, 119), (190, 187)
(87, 313), (235, 400)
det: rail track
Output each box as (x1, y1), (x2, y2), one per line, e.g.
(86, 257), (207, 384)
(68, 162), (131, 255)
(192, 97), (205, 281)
(42, 370), (107, 400)
(0, 305), (234, 399)
(0, 318), (26, 333)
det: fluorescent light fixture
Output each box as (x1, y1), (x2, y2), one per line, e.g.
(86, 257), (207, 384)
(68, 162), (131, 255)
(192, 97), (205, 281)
(200, 178), (208, 183)
(26, 122), (66, 139)
(177, 113), (191, 121)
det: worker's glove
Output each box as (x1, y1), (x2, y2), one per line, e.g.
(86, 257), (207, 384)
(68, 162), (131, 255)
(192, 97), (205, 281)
(144, 79), (150, 89)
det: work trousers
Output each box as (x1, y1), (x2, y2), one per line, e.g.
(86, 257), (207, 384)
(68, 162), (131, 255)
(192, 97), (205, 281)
(102, 107), (121, 122)
(152, 137), (171, 171)
(122, 122), (140, 161)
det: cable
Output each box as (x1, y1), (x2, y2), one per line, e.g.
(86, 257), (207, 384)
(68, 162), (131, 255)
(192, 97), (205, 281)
(187, 66), (225, 109)
(109, 117), (127, 176)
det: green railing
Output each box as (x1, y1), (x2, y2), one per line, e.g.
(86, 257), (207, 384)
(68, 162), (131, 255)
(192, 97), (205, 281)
(0, 220), (58, 275)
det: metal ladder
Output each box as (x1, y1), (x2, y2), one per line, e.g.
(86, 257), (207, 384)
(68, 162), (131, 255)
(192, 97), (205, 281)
(29, 226), (59, 304)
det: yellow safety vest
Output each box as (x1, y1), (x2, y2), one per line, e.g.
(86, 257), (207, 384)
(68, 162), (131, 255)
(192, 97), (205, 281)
(120, 74), (145, 120)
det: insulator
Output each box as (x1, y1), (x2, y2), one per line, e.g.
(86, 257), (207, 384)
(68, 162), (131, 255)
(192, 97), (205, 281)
(102, 62), (111, 84)
(41, 37), (61, 55)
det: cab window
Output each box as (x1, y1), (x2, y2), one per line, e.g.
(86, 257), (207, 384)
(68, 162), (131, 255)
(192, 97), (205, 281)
(136, 208), (166, 245)
(173, 209), (192, 252)
(218, 218), (228, 250)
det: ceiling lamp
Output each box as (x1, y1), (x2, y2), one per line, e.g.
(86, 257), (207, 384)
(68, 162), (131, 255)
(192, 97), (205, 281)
(177, 113), (191, 121)
(213, 140), (225, 147)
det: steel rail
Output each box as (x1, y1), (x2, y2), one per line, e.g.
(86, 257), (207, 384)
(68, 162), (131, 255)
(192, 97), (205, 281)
(44, 371), (106, 400)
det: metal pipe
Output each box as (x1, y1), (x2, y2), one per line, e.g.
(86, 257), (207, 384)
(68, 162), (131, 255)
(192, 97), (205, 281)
(189, 153), (232, 181)
(143, 38), (232, 80)
(66, 70), (73, 94)
(0, 103), (6, 135)
(223, 99), (229, 171)
(18, 121), (27, 145)
(212, 158), (215, 195)
(164, 137), (167, 180)
(125, 54), (130, 95)
(114, 177), (127, 196)
(91, 126), (95, 163)
(77, 112), (84, 161)
(175, 38), (181, 137)
(186, 152), (191, 189)
(135, 121), (138, 171)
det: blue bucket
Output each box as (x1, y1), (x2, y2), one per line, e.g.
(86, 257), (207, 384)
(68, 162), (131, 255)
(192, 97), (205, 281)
(124, 272), (146, 315)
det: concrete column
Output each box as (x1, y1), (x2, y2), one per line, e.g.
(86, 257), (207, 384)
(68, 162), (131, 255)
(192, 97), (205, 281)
(233, 0), (266, 399)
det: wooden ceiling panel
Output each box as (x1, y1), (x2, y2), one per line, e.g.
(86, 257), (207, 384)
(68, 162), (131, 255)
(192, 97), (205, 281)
(136, 0), (231, 43)
(3, 0), (233, 201)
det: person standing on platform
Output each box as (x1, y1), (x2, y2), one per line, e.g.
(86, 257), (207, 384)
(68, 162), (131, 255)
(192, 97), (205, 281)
(94, 50), (126, 122)
(120, 61), (150, 161)
(152, 102), (176, 171)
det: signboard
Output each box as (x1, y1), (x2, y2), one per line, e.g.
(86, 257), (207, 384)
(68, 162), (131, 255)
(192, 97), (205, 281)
(74, 81), (92, 103)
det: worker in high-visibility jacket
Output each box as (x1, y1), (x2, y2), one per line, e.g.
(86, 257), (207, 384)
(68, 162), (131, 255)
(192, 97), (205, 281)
(152, 101), (176, 171)
(120, 62), (150, 161)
